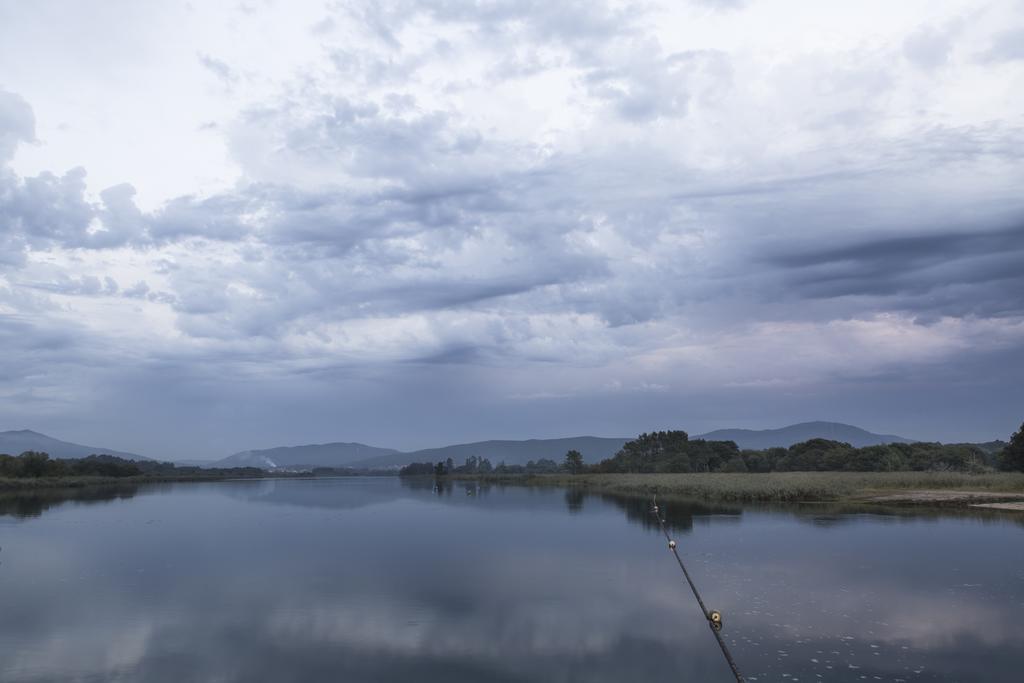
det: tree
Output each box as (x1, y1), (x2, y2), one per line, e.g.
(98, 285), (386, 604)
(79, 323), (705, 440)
(720, 455), (748, 472)
(598, 431), (690, 473)
(19, 451), (51, 478)
(399, 462), (435, 476)
(526, 458), (559, 473)
(563, 449), (584, 474)
(1000, 422), (1024, 472)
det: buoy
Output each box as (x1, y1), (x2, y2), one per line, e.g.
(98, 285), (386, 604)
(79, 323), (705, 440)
(668, 540), (676, 549)
(709, 610), (722, 625)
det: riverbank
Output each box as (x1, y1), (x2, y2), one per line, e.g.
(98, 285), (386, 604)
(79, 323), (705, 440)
(446, 471), (1024, 506)
(0, 472), (264, 493)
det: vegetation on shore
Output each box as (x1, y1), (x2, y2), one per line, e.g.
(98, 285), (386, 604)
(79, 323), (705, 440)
(585, 425), (1024, 474)
(402, 421), (1024, 505)
(402, 421), (1024, 481)
(493, 471), (1024, 503)
(0, 451), (265, 492)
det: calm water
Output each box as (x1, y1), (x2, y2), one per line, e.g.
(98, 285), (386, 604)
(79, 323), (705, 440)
(1, 478), (1022, 682)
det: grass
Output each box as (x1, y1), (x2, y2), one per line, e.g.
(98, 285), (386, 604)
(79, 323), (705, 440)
(463, 471), (1024, 503)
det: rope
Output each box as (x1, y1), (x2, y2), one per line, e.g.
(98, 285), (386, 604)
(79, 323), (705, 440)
(651, 497), (745, 682)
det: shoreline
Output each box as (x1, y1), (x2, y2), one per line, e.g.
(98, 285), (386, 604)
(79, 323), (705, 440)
(431, 471), (1024, 508)
(7, 471), (1024, 511)
(0, 473), (265, 493)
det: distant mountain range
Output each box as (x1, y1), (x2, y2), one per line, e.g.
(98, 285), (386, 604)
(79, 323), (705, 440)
(0, 429), (148, 461)
(206, 422), (920, 470)
(6, 421), (976, 471)
(697, 421), (914, 450)
(217, 443), (401, 469)
(209, 437), (628, 470)
(351, 436), (631, 470)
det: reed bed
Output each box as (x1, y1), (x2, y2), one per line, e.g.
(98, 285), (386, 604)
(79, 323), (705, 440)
(500, 471), (1024, 503)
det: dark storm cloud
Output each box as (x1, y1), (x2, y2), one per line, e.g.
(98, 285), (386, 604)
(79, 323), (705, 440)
(767, 223), (1024, 317)
(0, 315), (75, 355)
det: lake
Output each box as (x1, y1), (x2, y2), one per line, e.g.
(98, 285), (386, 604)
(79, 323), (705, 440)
(1, 477), (1022, 682)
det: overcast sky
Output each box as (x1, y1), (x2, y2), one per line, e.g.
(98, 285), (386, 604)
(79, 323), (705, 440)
(1, 0), (1023, 460)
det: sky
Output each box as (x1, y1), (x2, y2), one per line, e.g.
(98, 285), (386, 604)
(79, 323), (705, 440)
(1, 0), (1023, 460)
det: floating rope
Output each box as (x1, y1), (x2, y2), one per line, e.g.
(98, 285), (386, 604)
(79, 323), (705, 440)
(651, 497), (745, 682)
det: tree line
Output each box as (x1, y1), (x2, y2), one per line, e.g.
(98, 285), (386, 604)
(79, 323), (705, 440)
(400, 454), (569, 477)
(402, 421), (1024, 476)
(595, 423), (1024, 473)
(591, 433), (1014, 473)
(0, 451), (264, 479)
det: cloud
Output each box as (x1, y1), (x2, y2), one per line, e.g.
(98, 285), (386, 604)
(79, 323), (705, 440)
(689, 0), (748, 10)
(765, 223), (1024, 317)
(903, 25), (955, 70)
(0, 89), (35, 163)
(980, 27), (1024, 62)
(197, 52), (239, 87)
(0, 2), (1023, 455)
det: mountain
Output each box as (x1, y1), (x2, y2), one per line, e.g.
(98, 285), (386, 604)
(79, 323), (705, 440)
(216, 442), (401, 469)
(214, 424), (918, 471)
(695, 421), (913, 450)
(350, 436), (631, 469)
(0, 429), (149, 461)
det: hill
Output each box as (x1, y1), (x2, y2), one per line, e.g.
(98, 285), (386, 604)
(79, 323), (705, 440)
(217, 442), (401, 469)
(0, 429), (149, 461)
(696, 421), (912, 450)
(351, 436), (630, 469)
(202, 423), (932, 471)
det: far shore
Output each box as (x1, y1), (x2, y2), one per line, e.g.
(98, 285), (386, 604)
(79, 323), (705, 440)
(7, 471), (1024, 511)
(432, 471), (1024, 508)
(0, 472), (265, 493)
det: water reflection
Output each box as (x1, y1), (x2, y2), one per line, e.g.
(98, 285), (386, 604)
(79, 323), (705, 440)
(786, 501), (1024, 530)
(0, 484), (140, 519)
(595, 492), (742, 533)
(396, 477), (742, 534)
(1, 477), (1022, 682)
(564, 487), (584, 513)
